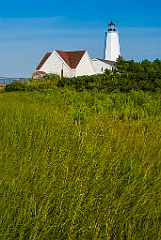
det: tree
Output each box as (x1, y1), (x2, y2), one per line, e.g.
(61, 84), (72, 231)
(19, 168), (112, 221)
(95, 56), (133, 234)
(116, 56), (128, 73)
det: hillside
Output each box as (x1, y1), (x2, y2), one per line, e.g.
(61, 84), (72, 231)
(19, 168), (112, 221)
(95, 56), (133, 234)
(0, 89), (161, 239)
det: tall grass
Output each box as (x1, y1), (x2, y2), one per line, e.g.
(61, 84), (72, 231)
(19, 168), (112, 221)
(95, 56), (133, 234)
(0, 90), (161, 239)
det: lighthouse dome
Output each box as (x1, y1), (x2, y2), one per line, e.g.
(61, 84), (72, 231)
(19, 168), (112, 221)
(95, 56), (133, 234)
(108, 21), (116, 31)
(108, 21), (116, 26)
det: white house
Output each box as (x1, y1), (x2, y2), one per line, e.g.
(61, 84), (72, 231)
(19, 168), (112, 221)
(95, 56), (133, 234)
(35, 50), (95, 78)
(91, 58), (116, 74)
(33, 21), (121, 78)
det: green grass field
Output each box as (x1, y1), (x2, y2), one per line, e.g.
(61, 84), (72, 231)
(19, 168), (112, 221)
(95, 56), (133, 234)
(0, 89), (161, 239)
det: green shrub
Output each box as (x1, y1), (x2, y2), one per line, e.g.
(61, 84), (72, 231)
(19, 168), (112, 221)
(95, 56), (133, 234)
(4, 57), (161, 93)
(5, 81), (26, 92)
(4, 79), (58, 92)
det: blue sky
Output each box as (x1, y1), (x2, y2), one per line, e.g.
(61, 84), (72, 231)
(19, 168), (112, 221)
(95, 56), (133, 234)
(0, 0), (161, 77)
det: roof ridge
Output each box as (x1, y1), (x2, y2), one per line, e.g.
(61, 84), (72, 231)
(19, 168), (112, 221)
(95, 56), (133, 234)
(56, 50), (86, 69)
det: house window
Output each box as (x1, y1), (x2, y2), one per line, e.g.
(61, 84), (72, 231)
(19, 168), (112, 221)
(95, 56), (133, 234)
(101, 67), (103, 72)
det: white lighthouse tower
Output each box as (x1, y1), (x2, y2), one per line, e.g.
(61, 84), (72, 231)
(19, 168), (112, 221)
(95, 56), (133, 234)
(104, 21), (121, 61)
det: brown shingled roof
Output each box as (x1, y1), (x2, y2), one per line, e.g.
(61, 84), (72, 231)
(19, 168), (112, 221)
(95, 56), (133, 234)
(36, 52), (52, 70)
(56, 50), (85, 69)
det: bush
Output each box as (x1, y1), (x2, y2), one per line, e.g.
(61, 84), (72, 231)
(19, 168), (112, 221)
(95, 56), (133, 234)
(4, 57), (161, 93)
(4, 79), (58, 92)
(5, 81), (26, 92)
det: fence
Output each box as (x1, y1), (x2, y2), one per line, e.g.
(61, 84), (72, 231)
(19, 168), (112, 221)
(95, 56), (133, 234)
(0, 78), (30, 85)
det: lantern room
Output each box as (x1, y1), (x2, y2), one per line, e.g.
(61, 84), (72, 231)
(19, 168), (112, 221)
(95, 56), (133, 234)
(108, 21), (116, 32)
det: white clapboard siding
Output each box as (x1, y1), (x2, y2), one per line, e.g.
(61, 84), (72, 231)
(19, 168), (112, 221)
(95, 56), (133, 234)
(39, 51), (70, 76)
(76, 51), (95, 77)
(91, 58), (113, 74)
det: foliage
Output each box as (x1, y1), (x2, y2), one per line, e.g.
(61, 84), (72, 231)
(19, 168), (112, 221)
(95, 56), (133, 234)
(0, 90), (161, 239)
(5, 78), (58, 92)
(5, 81), (26, 91)
(44, 73), (60, 83)
(4, 58), (161, 94)
(57, 57), (161, 92)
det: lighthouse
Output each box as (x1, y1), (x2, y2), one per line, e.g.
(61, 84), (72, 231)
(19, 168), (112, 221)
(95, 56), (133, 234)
(104, 21), (121, 62)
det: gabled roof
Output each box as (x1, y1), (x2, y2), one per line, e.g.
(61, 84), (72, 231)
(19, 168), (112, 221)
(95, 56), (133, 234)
(36, 52), (52, 70)
(93, 58), (116, 65)
(37, 70), (46, 75)
(56, 50), (86, 69)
